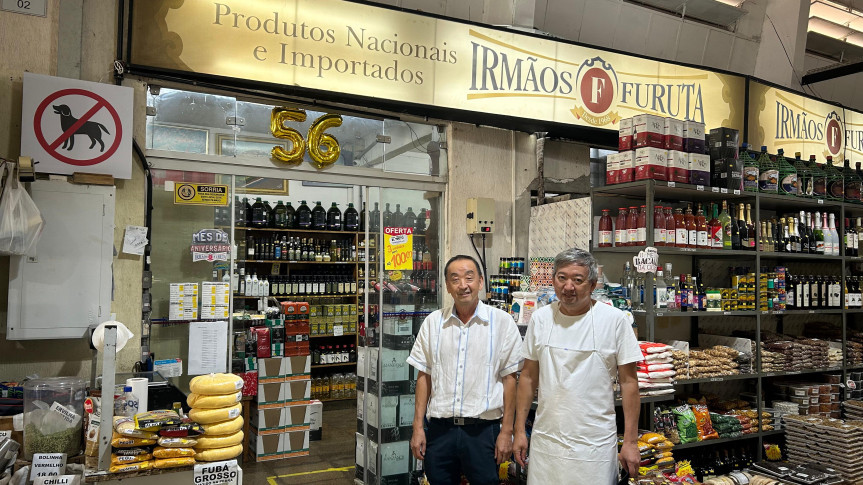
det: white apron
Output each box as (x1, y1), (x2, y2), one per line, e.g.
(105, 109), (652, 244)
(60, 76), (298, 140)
(527, 303), (620, 485)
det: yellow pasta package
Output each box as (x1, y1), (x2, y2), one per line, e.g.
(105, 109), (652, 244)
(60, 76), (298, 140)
(153, 457), (196, 469)
(109, 460), (153, 473)
(152, 446), (196, 459)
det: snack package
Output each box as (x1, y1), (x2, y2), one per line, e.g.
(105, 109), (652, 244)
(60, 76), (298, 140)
(153, 457), (196, 469)
(113, 416), (158, 439)
(159, 421), (205, 438)
(692, 405), (719, 440)
(134, 410), (183, 431)
(111, 453), (153, 465)
(158, 436), (199, 448)
(111, 432), (157, 448)
(113, 447), (151, 457)
(672, 405), (699, 444)
(109, 460), (153, 473)
(640, 432), (665, 445)
(153, 447), (196, 459)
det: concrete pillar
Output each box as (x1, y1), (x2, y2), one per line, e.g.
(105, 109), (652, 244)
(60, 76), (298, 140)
(753, 0), (810, 88)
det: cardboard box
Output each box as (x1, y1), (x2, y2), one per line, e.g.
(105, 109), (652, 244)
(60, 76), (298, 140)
(667, 150), (689, 183)
(356, 390), (365, 421)
(634, 147), (667, 181)
(379, 441), (410, 476)
(283, 378), (311, 402)
(309, 400), (323, 441)
(688, 153), (711, 186)
(356, 432), (366, 468)
(283, 355), (311, 376)
(358, 347), (368, 379)
(244, 356), (258, 372)
(282, 429), (310, 453)
(251, 406), (285, 432)
(250, 431), (283, 461)
(258, 357), (283, 381)
(618, 118), (633, 151)
(257, 382), (285, 406)
(369, 348), (380, 382)
(617, 151), (634, 183)
(664, 118), (684, 151)
(254, 327), (272, 358)
(634, 114), (665, 149)
(284, 402), (311, 428)
(709, 127), (739, 161)
(380, 349), (410, 382)
(684, 121), (706, 154)
(398, 395), (415, 428)
(605, 152), (619, 185)
(271, 343), (285, 357)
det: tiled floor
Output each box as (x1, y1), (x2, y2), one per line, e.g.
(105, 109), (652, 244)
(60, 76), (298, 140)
(243, 401), (358, 484)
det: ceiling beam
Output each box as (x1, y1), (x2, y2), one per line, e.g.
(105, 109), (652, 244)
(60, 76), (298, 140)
(802, 59), (863, 83)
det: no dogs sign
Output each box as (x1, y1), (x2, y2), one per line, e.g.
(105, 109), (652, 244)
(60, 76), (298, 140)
(21, 73), (133, 179)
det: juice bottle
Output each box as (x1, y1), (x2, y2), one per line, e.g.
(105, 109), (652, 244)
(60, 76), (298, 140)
(635, 205), (647, 246)
(674, 208), (687, 248)
(653, 206), (665, 246)
(664, 207), (676, 247)
(627, 206), (638, 246)
(615, 208), (628, 247)
(598, 209), (613, 247)
(684, 204), (696, 249)
(696, 204), (708, 249)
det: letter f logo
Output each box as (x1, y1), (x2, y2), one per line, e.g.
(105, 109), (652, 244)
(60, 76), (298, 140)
(591, 76), (605, 104)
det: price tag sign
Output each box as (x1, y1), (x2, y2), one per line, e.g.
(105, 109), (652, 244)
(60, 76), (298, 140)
(34, 476), (80, 485)
(733, 190), (741, 195)
(333, 325), (344, 337)
(384, 227), (413, 271)
(194, 460), (241, 485)
(30, 453), (67, 481)
(710, 377), (724, 382)
(818, 199), (824, 204)
(697, 185), (705, 191)
(721, 188), (728, 194)
(633, 247), (659, 274)
(667, 182), (676, 188)
(711, 187), (720, 193)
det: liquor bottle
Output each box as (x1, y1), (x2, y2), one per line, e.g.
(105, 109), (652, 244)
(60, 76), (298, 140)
(636, 205), (647, 246)
(794, 217), (803, 253)
(238, 266), (246, 295)
(808, 212), (817, 254)
(696, 204), (708, 249)
(844, 159), (862, 203)
(274, 237), (282, 260)
(758, 146), (778, 193)
(759, 222), (767, 252)
(311, 201), (327, 230)
(615, 208), (628, 247)
(781, 218), (790, 252)
(800, 211), (810, 253)
(790, 218), (800, 253)
(272, 201), (288, 228)
(846, 218), (854, 257)
(655, 267), (668, 309)
(811, 155), (828, 199)
(793, 152), (813, 197)
(787, 274), (797, 309)
(708, 203), (722, 249)
(403, 207), (417, 230)
(814, 212), (825, 254)
(859, 217), (863, 255)
(766, 220), (774, 252)
(678, 274), (688, 312)
(235, 196), (246, 227)
(825, 157), (845, 201)
(382, 203), (393, 227)
(665, 263), (678, 312)
(343, 203), (359, 231)
(296, 200), (312, 228)
(737, 204), (748, 250)
(264, 200), (275, 228)
(251, 197), (267, 228)
(857, 162), (863, 202)
(674, 208), (687, 248)
(741, 143), (759, 192)
(777, 149), (798, 196)
(829, 213), (840, 256)
(621, 262), (635, 302)
(653, 206), (665, 247)
(598, 209), (613, 248)
(326, 203), (342, 231)
(848, 218), (858, 257)
(730, 204), (741, 250)
(685, 204), (696, 249)
(247, 235), (255, 259)
(746, 204), (756, 251)
(665, 206), (676, 247)
(718, 201), (732, 249)
(392, 204), (404, 227)
(370, 202), (381, 232)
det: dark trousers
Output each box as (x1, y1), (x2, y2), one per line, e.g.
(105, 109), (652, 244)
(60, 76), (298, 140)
(424, 418), (500, 485)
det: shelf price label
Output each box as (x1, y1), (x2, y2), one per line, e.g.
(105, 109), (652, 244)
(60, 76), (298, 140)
(710, 377), (724, 382)
(384, 227), (413, 271)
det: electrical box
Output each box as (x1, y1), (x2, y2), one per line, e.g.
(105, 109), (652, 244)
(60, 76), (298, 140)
(466, 198), (495, 234)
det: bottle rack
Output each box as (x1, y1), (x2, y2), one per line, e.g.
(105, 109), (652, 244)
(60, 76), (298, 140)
(591, 179), (863, 456)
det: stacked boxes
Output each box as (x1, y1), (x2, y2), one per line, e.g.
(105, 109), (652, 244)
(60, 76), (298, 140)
(310, 304), (359, 336)
(248, 302), (313, 462)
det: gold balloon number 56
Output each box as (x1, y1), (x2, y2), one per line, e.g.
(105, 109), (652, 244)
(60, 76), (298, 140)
(270, 107), (343, 169)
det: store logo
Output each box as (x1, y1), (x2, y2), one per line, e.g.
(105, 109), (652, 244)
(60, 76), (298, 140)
(571, 57), (620, 126)
(825, 111), (844, 157)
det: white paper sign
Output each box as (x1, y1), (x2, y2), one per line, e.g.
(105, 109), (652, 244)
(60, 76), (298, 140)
(48, 402), (80, 426)
(34, 475), (80, 485)
(633, 247), (659, 273)
(188, 321), (228, 375)
(0, 430), (10, 442)
(193, 460), (241, 485)
(169, 283), (199, 321)
(122, 225), (148, 256)
(30, 453), (67, 480)
(20, 73), (133, 179)
(333, 325), (344, 337)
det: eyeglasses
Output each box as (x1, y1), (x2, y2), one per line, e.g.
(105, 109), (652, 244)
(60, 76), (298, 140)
(447, 274), (477, 285)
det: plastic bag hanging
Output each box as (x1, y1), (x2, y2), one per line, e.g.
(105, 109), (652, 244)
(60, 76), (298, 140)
(0, 162), (45, 255)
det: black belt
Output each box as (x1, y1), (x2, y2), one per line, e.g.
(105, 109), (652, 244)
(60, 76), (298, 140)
(429, 417), (497, 426)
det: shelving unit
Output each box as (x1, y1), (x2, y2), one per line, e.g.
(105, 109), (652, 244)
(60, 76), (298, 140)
(591, 179), (863, 457)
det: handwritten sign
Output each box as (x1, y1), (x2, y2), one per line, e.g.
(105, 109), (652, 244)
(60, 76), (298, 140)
(384, 227), (413, 271)
(34, 475), (80, 485)
(30, 453), (67, 481)
(633, 247), (659, 274)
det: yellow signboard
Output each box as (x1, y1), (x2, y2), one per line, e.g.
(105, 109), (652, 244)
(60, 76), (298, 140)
(384, 227), (413, 271)
(174, 183), (229, 206)
(129, 0), (745, 132)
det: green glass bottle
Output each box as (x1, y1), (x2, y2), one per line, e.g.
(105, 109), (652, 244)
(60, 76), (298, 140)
(810, 155), (828, 200)
(843, 159), (861, 204)
(757, 146), (778, 194)
(741, 143), (759, 192)
(777, 149), (797, 196)
(824, 156), (844, 201)
(793, 152), (813, 197)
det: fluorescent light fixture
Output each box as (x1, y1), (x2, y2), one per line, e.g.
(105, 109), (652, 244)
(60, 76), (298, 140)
(810, 16), (858, 38)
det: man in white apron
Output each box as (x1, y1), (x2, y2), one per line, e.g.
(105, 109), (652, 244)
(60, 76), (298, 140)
(512, 248), (642, 484)
(407, 255), (524, 484)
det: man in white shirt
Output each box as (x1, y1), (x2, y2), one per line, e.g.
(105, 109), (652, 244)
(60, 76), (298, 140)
(512, 248), (642, 484)
(407, 255), (523, 485)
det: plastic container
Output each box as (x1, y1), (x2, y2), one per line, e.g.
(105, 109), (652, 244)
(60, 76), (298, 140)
(23, 377), (86, 460)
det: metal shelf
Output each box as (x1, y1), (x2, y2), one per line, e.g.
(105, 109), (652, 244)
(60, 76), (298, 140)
(593, 246), (755, 258)
(757, 192), (842, 211)
(759, 251), (843, 261)
(675, 373), (759, 385)
(312, 362), (357, 368)
(672, 431), (769, 451)
(310, 333), (357, 338)
(761, 309), (844, 315)
(238, 260), (357, 264)
(593, 180), (752, 202)
(648, 310), (758, 318)
(760, 366), (844, 378)
(233, 227), (361, 235)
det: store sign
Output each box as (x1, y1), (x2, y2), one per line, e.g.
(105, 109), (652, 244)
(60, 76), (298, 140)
(384, 227), (413, 271)
(747, 81), (863, 160)
(191, 229), (230, 262)
(174, 183), (229, 206)
(193, 460), (241, 485)
(633, 247), (658, 274)
(34, 476), (80, 485)
(29, 453), (66, 481)
(128, 0), (744, 131)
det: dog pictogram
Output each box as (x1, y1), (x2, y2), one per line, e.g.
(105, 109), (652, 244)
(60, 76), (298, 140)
(52, 104), (110, 151)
